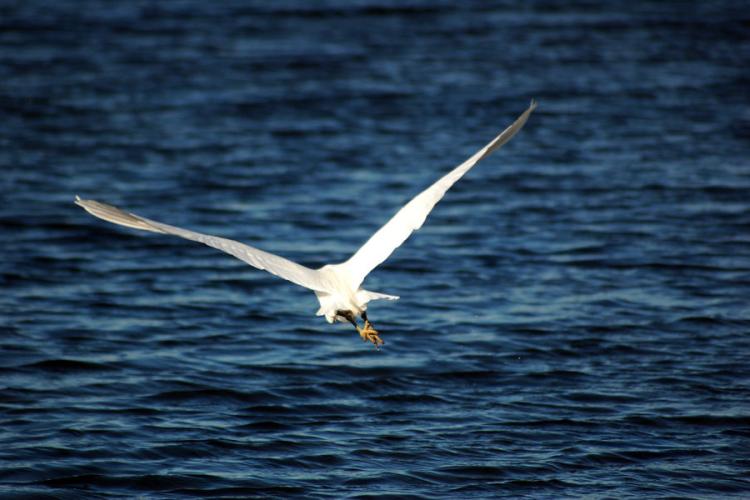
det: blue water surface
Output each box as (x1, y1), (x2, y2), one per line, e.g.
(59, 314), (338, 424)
(2, 1), (749, 498)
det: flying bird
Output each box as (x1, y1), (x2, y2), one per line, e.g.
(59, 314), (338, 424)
(76, 101), (536, 347)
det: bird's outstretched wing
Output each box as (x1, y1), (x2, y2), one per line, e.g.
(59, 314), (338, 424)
(336, 100), (537, 289)
(74, 197), (334, 293)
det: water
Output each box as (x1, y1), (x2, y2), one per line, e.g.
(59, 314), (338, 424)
(2, 1), (749, 497)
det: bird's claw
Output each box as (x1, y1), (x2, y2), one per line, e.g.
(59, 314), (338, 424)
(358, 321), (384, 349)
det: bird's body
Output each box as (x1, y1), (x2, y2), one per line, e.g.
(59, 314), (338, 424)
(312, 269), (398, 323)
(76, 101), (536, 347)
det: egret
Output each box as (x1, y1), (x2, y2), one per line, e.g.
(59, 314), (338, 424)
(76, 101), (536, 347)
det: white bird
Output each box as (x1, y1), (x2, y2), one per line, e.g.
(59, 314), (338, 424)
(76, 101), (536, 347)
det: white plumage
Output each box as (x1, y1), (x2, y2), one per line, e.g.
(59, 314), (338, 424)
(76, 100), (536, 346)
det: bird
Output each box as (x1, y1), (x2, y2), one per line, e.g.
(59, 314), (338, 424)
(76, 100), (536, 348)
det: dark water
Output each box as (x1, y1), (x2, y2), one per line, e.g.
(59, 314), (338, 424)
(2, 1), (749, 497)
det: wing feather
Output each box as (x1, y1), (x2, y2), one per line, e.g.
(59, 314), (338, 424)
(74, 197), (334, 293)
(338, 100), (537, 288)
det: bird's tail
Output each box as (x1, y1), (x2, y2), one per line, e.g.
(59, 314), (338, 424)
(356, 289), (400, 304)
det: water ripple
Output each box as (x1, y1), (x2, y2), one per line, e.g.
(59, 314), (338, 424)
(2, 0), (749, 498)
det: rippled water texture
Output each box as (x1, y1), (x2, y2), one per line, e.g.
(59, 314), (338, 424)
(2, 1), (749, 497)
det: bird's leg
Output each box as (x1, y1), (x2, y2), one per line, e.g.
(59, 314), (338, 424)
(338, 310), (358, 328)
(336, 310), (383, 349)
(360, 311), (384, 348)
(338, 310), (365, 340)
(361, 311), (373, 330)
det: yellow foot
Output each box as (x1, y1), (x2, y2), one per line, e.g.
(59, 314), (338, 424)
(357, 321), (384, 348)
